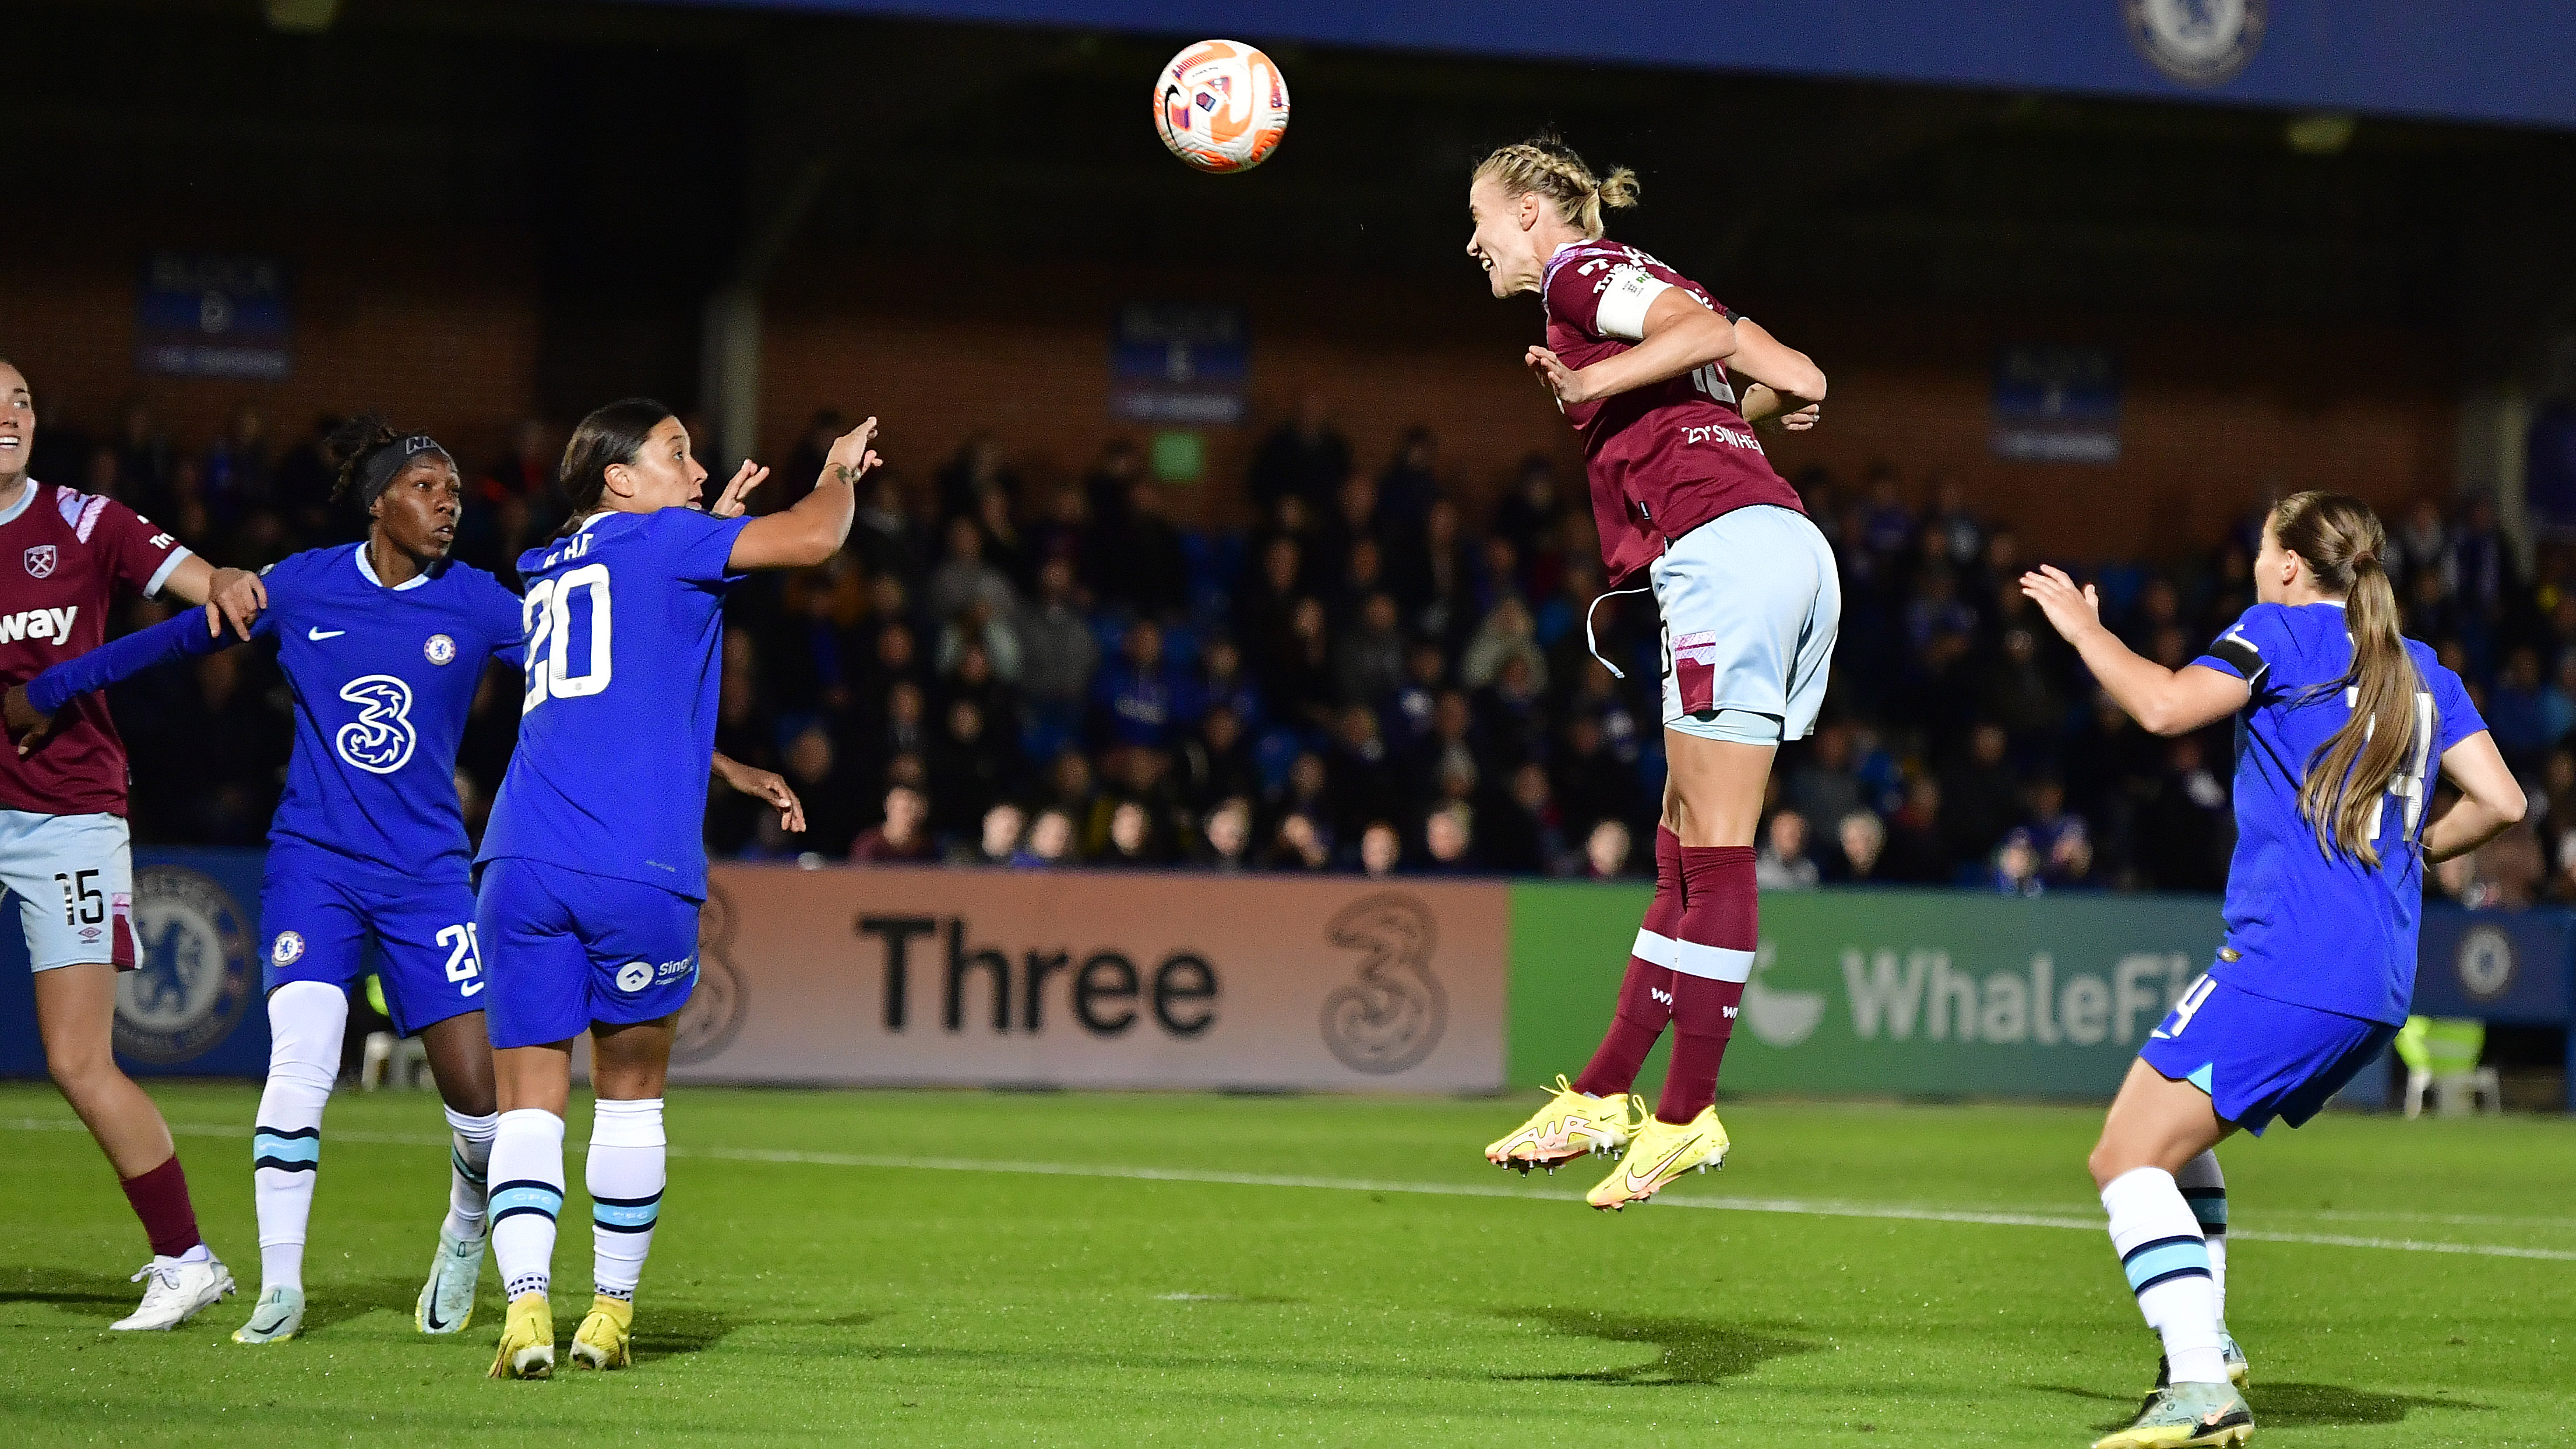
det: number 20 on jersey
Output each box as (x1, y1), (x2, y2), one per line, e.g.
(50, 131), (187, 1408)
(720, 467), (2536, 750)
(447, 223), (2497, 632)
(522, 564), (612, 712)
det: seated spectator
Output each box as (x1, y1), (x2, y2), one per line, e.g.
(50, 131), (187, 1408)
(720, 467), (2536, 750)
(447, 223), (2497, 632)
(1179, 704), (1262, 815)
(1088, 480), (1191, 620)
(1460, 597), (1548, 694)
(1756, 809), (1821, 891)
(1199, 797), (1255, 872)
(928, 514), (1018, 626)
(2486, 646), (2554, 768)
(1015, 558), (1097, 732)
(1090, 619), (1186, 751)
(1582, 819), (1633, 879)
(1196, 636), (1264, 734)
(1830, 810), (1887, 883)
(1881, 777), (1953, 884)
(1334, 593), (1406, 707)
(1266, 597), (1338, 732)
(1480, 761), (1562, 876)
(1552, 713), (1637, 839)
(1248, 392), (1351, 519)
(1939, 722), (2022, 867)
(935, 431), (1021, 532)
(851, 784), (933, 863)
(1376, 425), (1439, 530)
(1019, 807), (1077, 868)
(1080, 436), (1145, 529)
(939, 598), (1023, 686)
(1324, 705), (1399, 840)
(1991, 829), (2045, 897)
(929, 699), (1016, 839)
(958, 802), (1026, 867)
(2025, 777), (2096, 890)
(1387, 639), (1447, 749)
(1421, 802), (1476, 874)
(1358, 820), (1404, 879)
(1265, 812), (1332, 872)
(1100, 801), (1168, 869)
(1787, 722), (1864, 832)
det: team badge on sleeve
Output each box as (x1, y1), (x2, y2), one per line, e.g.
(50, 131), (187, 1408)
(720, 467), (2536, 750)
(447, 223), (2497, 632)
(23, 545), (56, 579)
(272, 930), (305, 966)
(424, 633), (456, 665)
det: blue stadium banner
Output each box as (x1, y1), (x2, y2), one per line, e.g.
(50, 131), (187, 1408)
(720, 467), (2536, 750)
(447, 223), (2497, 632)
(1991, 345), (2122, 465)
(135, 253), (293, 382)
(0, 848), (275, 1078)
(628, 1), (2576, 132)
(2411, 905), (2576, 1026)
(1111, 302), (1249, 426)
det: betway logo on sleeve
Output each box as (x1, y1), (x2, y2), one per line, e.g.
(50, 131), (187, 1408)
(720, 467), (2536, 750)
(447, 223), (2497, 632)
(0, 606), (79, 644)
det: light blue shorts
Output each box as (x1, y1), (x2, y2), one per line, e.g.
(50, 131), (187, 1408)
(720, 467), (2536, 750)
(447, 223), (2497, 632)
(1651, 505), (1840, 746)
(0, 810), (137, 972)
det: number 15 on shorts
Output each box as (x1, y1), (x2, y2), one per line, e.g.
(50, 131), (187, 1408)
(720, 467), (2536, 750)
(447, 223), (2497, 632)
(439, 923), (485, 997)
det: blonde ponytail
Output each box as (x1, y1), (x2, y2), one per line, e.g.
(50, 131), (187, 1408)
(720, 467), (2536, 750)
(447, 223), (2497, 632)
(1475, 134), (1637, 240)
(2275, 491), (2424, 865)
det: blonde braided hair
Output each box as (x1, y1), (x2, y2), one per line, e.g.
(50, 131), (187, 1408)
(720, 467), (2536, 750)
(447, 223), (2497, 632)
(1475, 134), (1639, 240)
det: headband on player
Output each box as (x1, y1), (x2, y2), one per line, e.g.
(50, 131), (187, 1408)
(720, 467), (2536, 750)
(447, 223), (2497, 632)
(358, 434), (452, 508)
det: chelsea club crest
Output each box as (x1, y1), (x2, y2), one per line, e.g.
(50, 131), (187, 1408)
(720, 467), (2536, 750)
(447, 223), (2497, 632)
(424, 633), (457, 665)
(114, 866), (258, 1066)
(2124, 0), (2265, 86)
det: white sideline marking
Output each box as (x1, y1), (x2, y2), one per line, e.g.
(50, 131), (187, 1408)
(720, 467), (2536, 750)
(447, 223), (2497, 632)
(9, 1116), (2575, 1263)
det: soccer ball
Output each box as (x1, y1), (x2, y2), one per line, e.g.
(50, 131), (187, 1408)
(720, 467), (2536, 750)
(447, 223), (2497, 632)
(1153, 40), (1289, 174)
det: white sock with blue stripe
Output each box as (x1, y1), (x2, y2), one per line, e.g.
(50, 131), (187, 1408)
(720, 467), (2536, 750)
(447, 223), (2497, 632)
(2177, 1150), (2229, 1335)
(490, 1109), (566, 1301)
(443, 1107), (498, 1241)
(587, 1098), (666, 1302)
(2102, 1166), (2228, 1384)
(252, 981), (346, 1294)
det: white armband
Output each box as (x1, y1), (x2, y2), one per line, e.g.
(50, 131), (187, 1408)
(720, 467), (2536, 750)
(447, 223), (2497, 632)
(1594, 265), (1671, 341)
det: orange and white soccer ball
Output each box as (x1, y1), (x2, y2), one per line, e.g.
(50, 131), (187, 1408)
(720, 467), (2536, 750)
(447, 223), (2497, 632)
(1153, 40), (1288, 174)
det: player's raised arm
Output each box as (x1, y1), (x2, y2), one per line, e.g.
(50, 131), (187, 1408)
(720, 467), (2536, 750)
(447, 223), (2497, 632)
(2020, 565), (2249, 735)
(156, 553), (266, 642)
(1734, 318), (1827, 431)
(725, 418), (878, 572)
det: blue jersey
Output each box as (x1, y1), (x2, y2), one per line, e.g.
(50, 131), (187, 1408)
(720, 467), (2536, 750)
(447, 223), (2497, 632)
(477, 507), (747, 901)
(2194, 601), (2486, 1024)
(29, 543), (524, 881)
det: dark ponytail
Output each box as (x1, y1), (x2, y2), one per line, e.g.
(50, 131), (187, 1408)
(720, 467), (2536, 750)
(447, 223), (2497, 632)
(325, 414), (402, 503)
(2275, 491), (2423, 865)
(556, 397), (672, 538)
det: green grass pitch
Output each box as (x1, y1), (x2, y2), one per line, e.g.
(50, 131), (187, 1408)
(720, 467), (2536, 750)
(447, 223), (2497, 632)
(2, 1084), (2570, 1446)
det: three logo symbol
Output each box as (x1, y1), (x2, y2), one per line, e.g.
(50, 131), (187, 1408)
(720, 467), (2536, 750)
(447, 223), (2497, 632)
(335, 675), (417, 774)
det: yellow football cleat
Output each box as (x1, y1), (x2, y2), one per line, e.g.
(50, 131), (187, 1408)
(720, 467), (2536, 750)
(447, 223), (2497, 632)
(569, 1293), (633, 1371)
(1585, 1105), (1729, 1210)
(487, 1291), (555, 1380)
(1483, 1076), (1636, 1173)
(2091, 1381), (2254, 1448)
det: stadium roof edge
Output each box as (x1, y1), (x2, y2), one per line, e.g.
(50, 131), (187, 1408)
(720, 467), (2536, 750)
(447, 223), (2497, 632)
(608, 0), (2576, 133)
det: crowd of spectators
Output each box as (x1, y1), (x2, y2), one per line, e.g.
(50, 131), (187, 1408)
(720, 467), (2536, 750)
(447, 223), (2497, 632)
(29, 391), (2576, 902)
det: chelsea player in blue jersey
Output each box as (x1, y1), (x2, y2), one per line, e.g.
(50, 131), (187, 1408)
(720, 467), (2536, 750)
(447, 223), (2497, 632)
(2022, 492), (2524, 1449)
(12, 417), (804, 1351)
(479, 399), (876, 1379)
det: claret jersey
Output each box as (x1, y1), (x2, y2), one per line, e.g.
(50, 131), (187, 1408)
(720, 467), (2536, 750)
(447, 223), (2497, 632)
(477, 506), (748, 901)
(1541, 240), (1805, 586)
(0, 481), (193, 817)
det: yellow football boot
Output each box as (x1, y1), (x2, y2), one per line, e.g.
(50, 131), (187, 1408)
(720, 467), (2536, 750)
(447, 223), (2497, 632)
(2091, 1382), (2254, 1448)
(1585, 1104), (1728, 1210)
(487, 1290), (555, 1380)
(1483, 1076), (1636, 1173)
(569, 1293), (633, 1371)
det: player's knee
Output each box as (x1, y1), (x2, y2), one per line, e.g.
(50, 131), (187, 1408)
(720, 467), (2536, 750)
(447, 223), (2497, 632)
(2085, 1137), (2133, 1190)
(45, 1043), (122, 1102)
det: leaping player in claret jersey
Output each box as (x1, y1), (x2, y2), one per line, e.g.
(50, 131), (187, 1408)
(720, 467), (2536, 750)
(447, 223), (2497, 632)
(478, 400), (878, 1380)
(10, 414), (804, 1348)
(0, 360), (266, 1328)
(1464, 138), (1838, 1210)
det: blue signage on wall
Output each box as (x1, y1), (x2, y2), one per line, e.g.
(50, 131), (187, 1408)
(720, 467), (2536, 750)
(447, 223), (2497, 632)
(135, 253), (293, 382)
(1992, 345), (2123, 465)
(1111, 303), (1249, 426)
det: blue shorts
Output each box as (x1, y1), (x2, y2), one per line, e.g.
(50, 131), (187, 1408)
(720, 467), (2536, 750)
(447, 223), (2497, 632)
(2138, 975), (2397, 1136)
(262, 841), (485, 1036)
(475, 856), (700, 1051)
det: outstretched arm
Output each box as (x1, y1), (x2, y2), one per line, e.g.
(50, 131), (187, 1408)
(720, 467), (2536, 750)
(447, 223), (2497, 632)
(726, 418), (879, 572)
(7, 609), (245, 755)
(2020, 566), (2248, 736)
(157, 552), (266, 641)
(2423, 732), (2526, 863)
(712, 752), (805, 834)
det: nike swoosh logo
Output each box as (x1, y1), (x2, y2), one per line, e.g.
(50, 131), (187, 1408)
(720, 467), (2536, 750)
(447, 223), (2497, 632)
(460, 982), (484, 997)
(1625, 1138), (1698, 1193)
(423, 1299), (450, 1331)
(309, 627), (346, 640)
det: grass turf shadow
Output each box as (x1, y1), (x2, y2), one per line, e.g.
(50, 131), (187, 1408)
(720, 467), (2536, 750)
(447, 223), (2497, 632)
(2038, 1381), (2491, 1432)
(0, 1266), (137, 1316)
(1493, 1307), (1815, 1387)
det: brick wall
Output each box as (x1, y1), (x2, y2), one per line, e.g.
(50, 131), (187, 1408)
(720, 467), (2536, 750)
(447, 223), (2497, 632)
(0, 221), (541, 474)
